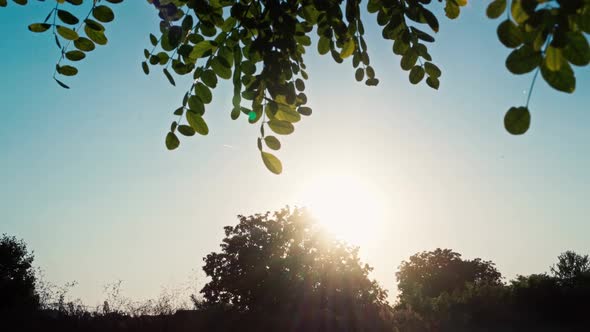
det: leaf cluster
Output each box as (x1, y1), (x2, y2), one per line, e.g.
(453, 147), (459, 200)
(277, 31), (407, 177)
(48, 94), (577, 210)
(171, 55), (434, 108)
(6, 0), (589, 173)
(25, 0), (123, 88)
(487, 0), (590, 134)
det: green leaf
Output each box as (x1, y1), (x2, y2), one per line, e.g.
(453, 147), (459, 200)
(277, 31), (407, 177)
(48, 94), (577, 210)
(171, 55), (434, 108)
(409, 66), (425, 84)
(57, 9), (79, 25)
(366, 66), (375, 79)
(74, 37), (95, 51)
(400, 49), (418, 71)
(231, 107), (240, 120)
(540, 63), (576, 93)
(295, 79), (305, 92)
(340, 39), (355, 59)
(142, 61), (149, 75)
(56, 26), (79, 41)
(177, 125), (195, 136)
(84, 19), (105, 32)
(84, 25), (107, 45)
(261, 152), (282, 174)
(163, 68), (175, 86)
(275, 108), (301, 123)
(365, 78), (379, 86)
(264, 136), (281, 150)
(182, 14), (194, 33)
(426, 76), (439, 90)
(65, 50), (85, 61)
(544, 46), (564, 72)
(355, 68), (364, 82)
(194, 82), (212, 104)
(54, 77), (70, 89)
(486, 0), (507, 19)
(56, 65), (78, 76)
(298, 106), (312, 116)
(149, 33), (158, 46)
(562, 32), (590, 66)
(445, 1), (460, 19)
(268, 120), (295, 135)
(156, 52), (169, 65)
(414, 44), (432, 61)
(211, 57), (232, 80)
(393, 38), (409, 55)
(318, 36), (330, 55)
(189, 41), (216, 59)
(505, 45), (541, 74)
(497, 20), (523, 48)
(186, 111), (209, 135)
(424, 62), (441, 78)
(201, 69), (218, 88)
(188, 96), (205, 115)
(412, 27), (435, 43)
(28, 23), (51, 33)
(165, 132), (180, 150)
(93, 5), (114, 23)
(173, 107), (184, 116)
(504, 106), (530, 135)
(422, 8), (439, 33)
(510, 0), (528, 24)
(218, 46), (234, 68)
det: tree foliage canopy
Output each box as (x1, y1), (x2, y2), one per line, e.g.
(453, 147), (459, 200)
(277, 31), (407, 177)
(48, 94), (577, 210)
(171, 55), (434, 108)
(550, 250), (590, 283)
(393, 249), (590, 331)
(395, 248), (502, 308)
(0, 234), (39, 315)
(200, 208), (391, 329)
(2, 0), (589, 173)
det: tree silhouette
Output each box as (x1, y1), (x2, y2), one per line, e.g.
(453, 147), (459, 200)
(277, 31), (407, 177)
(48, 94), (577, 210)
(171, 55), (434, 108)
(201, 207), (391, 330)
(395, 249), (502, 311)
(3, 0), (589, 172)
(0, 234), (39, 316)
(550, 250), (590, 284)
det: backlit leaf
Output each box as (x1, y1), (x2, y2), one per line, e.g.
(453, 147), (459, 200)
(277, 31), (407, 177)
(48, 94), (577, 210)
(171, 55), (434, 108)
(409, 66), (425, 84)
(268, 120), (294, 135)
(487, 0), (507, 19)
(186, 111), (209, 135)
(264, 136), (281, 150)
(506, 45), (541, 74)
(504, 106), (530, 135)
(56, 26), (79, 40)
(261, 152), (282, 174)
(93, 5), (114, 23)
(28, 23), (51, 33)
(165, 132), (180, 150)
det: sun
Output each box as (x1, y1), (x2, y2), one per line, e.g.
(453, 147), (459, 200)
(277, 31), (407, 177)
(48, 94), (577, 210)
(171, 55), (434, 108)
(297, 174), (386, 246)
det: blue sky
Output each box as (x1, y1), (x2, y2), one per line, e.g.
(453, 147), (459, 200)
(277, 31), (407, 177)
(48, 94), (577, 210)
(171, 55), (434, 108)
(1, 1), (589, 304)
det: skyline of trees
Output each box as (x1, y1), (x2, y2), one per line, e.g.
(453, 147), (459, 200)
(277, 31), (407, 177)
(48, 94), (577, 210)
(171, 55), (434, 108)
(2, 209), (590, 328)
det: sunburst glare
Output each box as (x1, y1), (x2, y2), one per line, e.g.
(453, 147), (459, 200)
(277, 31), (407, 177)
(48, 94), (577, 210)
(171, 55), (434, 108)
(297, 174), (386, 246)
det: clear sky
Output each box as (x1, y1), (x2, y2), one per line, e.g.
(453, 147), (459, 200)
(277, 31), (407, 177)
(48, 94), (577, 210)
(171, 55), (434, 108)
(1, 1), (588, 305)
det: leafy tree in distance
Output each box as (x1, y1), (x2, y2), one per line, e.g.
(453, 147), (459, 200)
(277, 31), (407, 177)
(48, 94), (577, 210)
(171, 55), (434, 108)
(550, 250), (590, 284)
(0, 234), (39, 316)
(395, 249), (502, 310)
(200, 208), (392, 330)
(2, 0), (589, 173)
